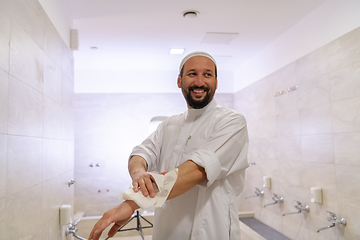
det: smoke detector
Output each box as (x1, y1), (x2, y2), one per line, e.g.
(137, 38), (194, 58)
(182, 10), (199, 18)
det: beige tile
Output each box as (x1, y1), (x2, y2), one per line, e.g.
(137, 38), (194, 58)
(336, 165), (360, 201)
(0, 134), (6, 198)
(298, 74), (330, 110)
(6, 135), (42, 195)
(0, 70), (8, 134)
(337, 197), (360, 240)
(276, 111), (300, 137)
(334, 132), (360, 166)
(44, 22), (63, 68)
(7, 0), (46, 49)
(0, 4), (10, 72)
(272, 62), (298, 93)
(62, 107), (74, 140)
(62, 44), (74, 81)
(276, 136), (301, 161)
(42, 139), (62, 181)
(62, 140), (74, 173)
(43, 55), (62, 104)
(0, 197), (6, 240)
(257, 138), (276, 159)
(327, 27), (360, 73)
(332, 96), (360, 133)
(6, 185), (43, 240)
(9, 20), (44, 92)
(300, 104), (332, 135)
(43, 95), (62, 139)
(301, 134), (334, 164)
(278, 160), (303, 188)
(296, 45), (328, 78)
(275, 90), (299, 115)
(62, 74), (74, 109)
(329, 62), (360, 102)
(8, 76), (42, 137)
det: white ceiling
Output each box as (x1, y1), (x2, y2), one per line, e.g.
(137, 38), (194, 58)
(69, 0), (327, 92)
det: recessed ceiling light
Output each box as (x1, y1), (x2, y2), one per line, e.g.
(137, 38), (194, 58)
(170, 48), (185, 54)
(182, 10), (199, 18)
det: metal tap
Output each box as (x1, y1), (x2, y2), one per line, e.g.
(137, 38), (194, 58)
(316, 211), (347, 232)
(283, 200), (310, 216)
(245, 187), (264, 199)
(263, 194), (283, 207)
(65, 219), (87, 240)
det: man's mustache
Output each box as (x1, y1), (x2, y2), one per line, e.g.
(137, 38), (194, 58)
(188, 86), (209, 92)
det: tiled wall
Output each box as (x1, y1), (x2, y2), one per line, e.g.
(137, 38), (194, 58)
(74, 93), (233, 216)
(0, 0), (74, 239)
(236, 27), (360, 240)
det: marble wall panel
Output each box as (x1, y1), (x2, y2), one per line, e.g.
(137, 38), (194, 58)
(0, 70), (8, 134)
(0, 197), (7, 240)
(8, 76), (42, 137)
(272, 62), (298, 92)
(62, 74), (74, 109)
(329, 62), (360, 102)
(0, 4), (10, 73)
(334, 132), (360, 166)
(301, 134), (334, 163)
(298, 74), (330, 110)
(9, 21), (44, 92)
(0, 135), (6, 198)
(7, 0), (46, 49)
(337, 197), (360, 240)
(336, 165), (360, 201)
(296, 45), (328, 78)
(62, 140), (75, 173)
(332, 96), (360, 133)
(43, 55), (62, 104)
(300, 104), (332, 135)
(6, 135), (42, 195)
(42, 138), (62, 181)
(62, 45), (74, 82)
(44, 22), (63, 67)
(276, 136), (302, 161)
(62, 107), (74, 140)
(43, 96), (62, 139)
(276, 111), (300, 137)
(327, 27), (360, 73)
(275, 90), (299, 115)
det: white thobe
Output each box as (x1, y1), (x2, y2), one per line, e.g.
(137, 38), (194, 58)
(130, 99), (249, 240)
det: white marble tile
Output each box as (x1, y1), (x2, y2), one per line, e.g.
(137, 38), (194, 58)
(257, 138), (277, 159)
(43, 55), (62, 104)
(329, 62), (360, 102)
(0, 70), (8, 134)
(62, 45), (74, 81)
(272, 62), (298, 94)
(296, 45), (328, 78)
(300, 104), (332, 135)
(0, 134), (6, 198)
(44, 22), (63, 68)
(0, 197), (6, 240)
(62, 140), (74, 173)
(7, 0), (46, 49)
(6, 135), (42, 195)
(6, 185), (43, 240)
(42, 138), (62, 181)
(8, 76), (43, 137)
(336, 165), (360, 201)
(43, 95), (62, 139)
(332, 96), (360, 133)
(0, 4), (10, 72)
(298, 74), (330, 110)
(276, 136), (301, 161)
(62, 107), (74, 140)
(275, 90), (299, 115)
(301, 134), (334, 164)
(9, 20), (44, 92)
(337, 197), (360, 240)
(62, 74), (74, 109)
(276, 111), (300, 137)
(327, 27), (360, 73)
(334, 132), (360, 166)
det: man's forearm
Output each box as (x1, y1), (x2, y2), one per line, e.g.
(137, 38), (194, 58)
(128, 155), (148, 177)
(167, 160), (207, 200)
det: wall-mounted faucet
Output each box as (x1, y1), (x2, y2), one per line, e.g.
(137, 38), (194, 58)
(264, 193), (283, 207)
(283, 200), (310, 216)
(316, 211), (347, 232)
(245, 187), (264, 199)
(66, 219), (87, 240)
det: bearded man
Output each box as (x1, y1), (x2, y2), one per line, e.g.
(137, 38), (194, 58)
(89, 51), (249, 240)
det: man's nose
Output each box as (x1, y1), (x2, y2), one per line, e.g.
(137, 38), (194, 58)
(193, 76), (205, 86)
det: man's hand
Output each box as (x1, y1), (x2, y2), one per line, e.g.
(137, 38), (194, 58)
(88, 200), (139, 240)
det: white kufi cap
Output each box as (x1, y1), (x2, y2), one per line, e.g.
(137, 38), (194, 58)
(179, 51), (217, 73)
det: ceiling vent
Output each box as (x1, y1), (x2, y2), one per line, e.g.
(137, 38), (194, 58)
(201, 32), (238, 45)
(182, 10), (199, 18)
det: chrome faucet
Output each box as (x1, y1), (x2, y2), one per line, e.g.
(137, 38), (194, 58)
(263, 194), (283, 207)
(65, 219), (87, 240)
(245, 187), (264, 199)
(283, 200), (310, 216)
(316, 211), (347, 232)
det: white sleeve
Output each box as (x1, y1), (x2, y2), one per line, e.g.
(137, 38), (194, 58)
(119, 169), (178, 209)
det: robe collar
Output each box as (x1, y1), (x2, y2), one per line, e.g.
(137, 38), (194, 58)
(185, 99), (217, 122)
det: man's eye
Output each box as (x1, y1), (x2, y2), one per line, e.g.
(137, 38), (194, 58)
(205, 73), (212, 77)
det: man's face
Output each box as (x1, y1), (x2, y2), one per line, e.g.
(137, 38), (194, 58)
(177, 56), (217, 109)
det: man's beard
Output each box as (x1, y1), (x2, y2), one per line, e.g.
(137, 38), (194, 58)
(183, 86), (214, 109)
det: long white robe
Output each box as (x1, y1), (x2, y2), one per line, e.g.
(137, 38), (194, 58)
(130, 99), (249, 240)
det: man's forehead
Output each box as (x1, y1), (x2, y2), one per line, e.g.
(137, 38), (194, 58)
(179, 51), (217, 73)
(183, 56), (216, 71)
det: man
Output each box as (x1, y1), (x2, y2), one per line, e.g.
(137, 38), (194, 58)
(88, 51), (249, 240)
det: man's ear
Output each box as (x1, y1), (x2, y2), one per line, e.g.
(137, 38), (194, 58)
(177, 75), (182, 88)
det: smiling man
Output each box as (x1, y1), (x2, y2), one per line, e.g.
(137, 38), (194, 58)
(88, 51), (249, 240)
